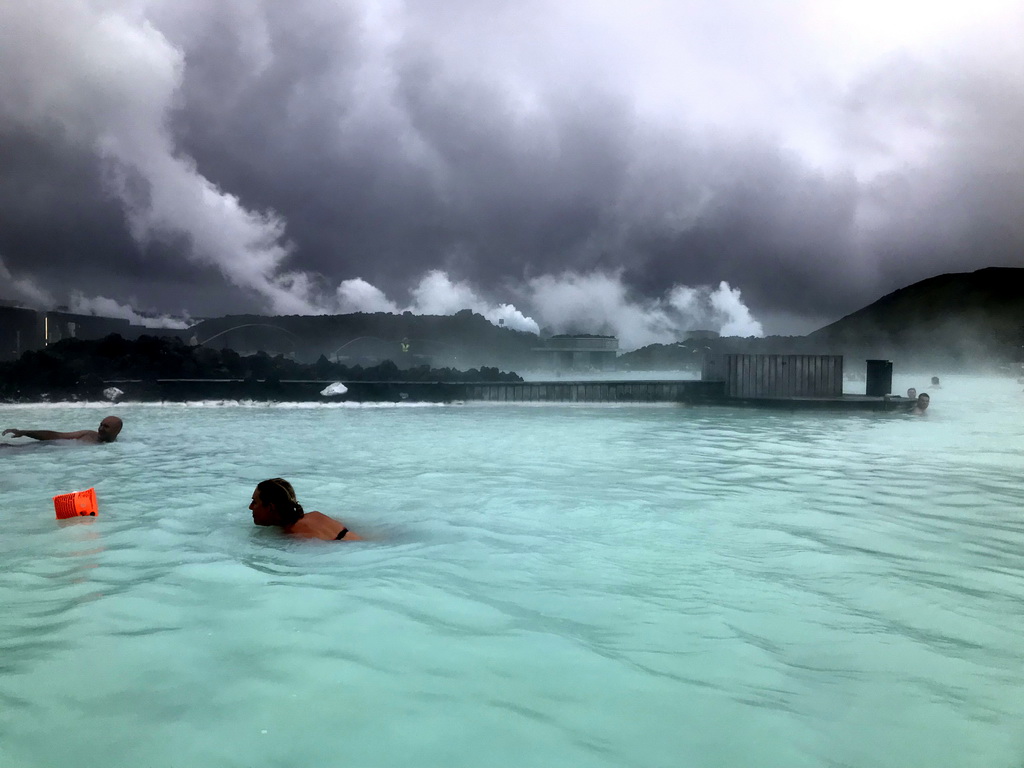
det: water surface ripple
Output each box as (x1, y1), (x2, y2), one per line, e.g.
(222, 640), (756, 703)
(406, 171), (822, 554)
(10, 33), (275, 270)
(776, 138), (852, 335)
(1, 375), (1023, 767)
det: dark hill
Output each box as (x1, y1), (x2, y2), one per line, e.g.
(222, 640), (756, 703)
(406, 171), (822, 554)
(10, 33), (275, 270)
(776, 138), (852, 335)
(805, 267), (1024, 366)
(810, 267), (1024, 339)
(619, 267), (1024, 372)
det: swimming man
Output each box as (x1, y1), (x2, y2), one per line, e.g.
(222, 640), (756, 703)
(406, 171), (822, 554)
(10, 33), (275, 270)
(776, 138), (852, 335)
(2, 415), (123, 444)
(910, 393), (930, 415)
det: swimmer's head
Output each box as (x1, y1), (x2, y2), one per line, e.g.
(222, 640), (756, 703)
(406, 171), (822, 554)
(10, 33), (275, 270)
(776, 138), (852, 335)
(931, 376), (940, 386)
(98, 416), (122, 443)
(907, 388), (917, 399)
(251, 478), (304, 527)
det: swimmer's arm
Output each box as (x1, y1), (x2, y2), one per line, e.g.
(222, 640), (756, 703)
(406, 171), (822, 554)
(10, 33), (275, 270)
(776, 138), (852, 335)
(2, 429), (93, 441)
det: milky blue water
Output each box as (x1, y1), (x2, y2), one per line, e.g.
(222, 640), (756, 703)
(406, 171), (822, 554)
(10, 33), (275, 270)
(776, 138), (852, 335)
(1, 375), (1023, 768)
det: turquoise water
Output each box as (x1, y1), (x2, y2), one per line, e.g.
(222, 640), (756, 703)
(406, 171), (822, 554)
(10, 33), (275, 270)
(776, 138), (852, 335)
(1, 375), (1023, 768)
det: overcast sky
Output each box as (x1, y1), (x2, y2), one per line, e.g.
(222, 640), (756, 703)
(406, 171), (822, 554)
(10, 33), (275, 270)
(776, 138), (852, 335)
(0, 0), (1021, 344)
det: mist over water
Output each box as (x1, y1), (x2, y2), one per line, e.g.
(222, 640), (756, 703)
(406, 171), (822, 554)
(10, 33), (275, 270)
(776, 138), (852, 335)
(1, 375), (1023, 767)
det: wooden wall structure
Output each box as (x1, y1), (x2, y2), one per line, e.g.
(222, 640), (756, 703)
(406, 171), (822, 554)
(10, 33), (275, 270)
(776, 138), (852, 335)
(705, 354), (844, 399)
(461, 380), (721, 403)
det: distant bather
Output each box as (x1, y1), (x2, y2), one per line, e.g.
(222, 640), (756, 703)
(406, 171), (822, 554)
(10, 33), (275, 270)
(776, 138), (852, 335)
(910, 393), (930, 415)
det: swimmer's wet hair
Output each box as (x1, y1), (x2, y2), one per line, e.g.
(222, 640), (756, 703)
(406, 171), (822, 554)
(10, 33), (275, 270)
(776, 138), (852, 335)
(257, 478), (305, 525)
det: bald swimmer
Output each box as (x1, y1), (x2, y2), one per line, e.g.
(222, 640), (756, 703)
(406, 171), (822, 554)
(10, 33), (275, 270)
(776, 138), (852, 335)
(3, 415), (123, 444)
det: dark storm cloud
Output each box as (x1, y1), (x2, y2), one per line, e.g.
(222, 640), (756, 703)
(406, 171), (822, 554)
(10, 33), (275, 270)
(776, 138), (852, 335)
(166, 12), (852, 314)
(0, 0), (1021, 336)
(848, 55), (1024, 289)
(164, 2), (638, 291)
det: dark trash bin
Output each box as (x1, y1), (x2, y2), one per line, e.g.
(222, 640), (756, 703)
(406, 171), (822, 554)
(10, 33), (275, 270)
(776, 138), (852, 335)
(865, 359), (893, 397)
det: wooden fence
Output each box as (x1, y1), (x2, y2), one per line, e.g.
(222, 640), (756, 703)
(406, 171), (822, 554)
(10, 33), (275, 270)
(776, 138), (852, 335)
(704, 354), (844, 398)
(462, 380), (721, 403)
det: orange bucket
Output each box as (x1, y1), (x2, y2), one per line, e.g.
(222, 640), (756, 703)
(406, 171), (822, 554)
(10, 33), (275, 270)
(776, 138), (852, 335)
(53, 488), (99, 520)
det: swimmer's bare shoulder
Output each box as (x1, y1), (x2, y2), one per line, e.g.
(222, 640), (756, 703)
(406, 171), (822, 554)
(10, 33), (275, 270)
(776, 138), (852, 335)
(287, 511), (363, 541)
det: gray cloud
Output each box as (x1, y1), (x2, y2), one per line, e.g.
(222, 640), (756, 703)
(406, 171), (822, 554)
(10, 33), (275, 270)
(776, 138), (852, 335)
(1, 0), (1021, 335)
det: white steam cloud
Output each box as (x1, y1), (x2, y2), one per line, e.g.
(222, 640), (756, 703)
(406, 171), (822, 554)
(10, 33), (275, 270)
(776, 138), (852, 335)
(528, 272), (763, 348)
(0, 1), (319, 315)
(68, 293), (191, 329)
(336, 278), (400, 314)
(708, 282), (764, 337)
(0, 256), (189, 328)
(0, 256), (54, 309)
(337, 271), (541, 335)
(331, 269), (762, 350)
(409, 272), (540, 334)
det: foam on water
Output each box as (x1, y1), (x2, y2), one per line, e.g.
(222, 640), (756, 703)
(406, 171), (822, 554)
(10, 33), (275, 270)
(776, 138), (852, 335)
(1, 375), (1023, 767)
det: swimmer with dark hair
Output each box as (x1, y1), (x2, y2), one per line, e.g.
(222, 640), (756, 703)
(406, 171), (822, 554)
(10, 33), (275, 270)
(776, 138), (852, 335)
(2, 415), (122, 444)
(910, 392), (930, 415)
(250, 478), (362, 541)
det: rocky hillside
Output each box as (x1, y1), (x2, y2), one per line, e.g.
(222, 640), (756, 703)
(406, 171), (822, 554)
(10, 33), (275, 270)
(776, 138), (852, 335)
(805, 267), (1024, 365)
(619, 267), (1024, 371)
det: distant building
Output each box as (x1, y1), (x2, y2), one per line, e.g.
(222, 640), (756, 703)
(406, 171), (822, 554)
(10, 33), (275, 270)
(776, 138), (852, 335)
(0, 305), (44, 361)
(0, 305), (184, 361)
(43, 311), (132, 346)
(535, 334), (618, 372)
